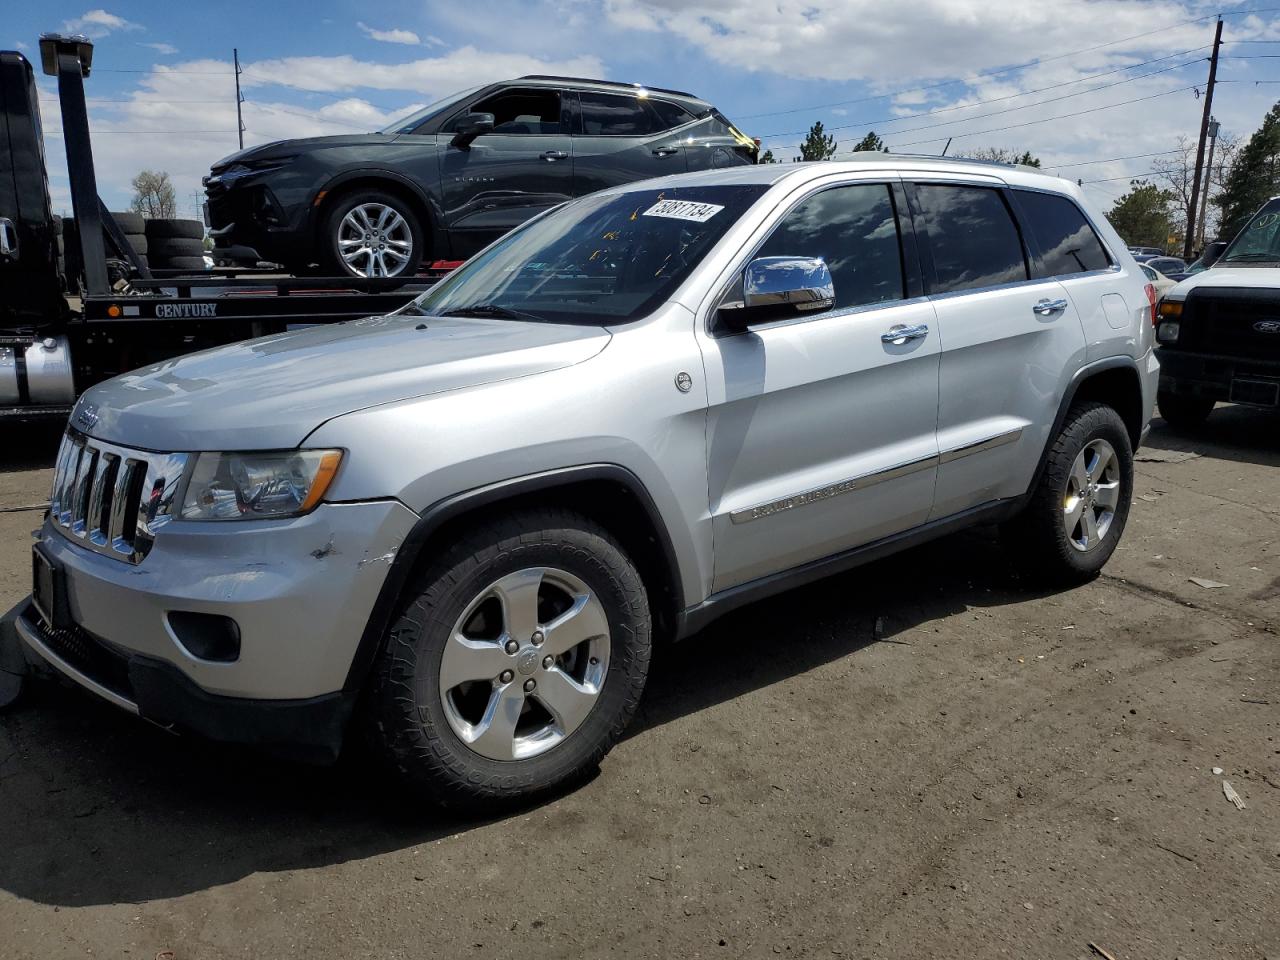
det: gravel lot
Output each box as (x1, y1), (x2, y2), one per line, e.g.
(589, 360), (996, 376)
(0, 408), (1276, 960)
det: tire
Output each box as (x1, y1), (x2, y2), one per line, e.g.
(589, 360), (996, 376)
(1001, 401), (1134, 586)
(155, 256), (209, 271)
(108, 211), (145, 234)
(120, 233), (147, 256)
(150, 236), (204, 258)
(364, 508), (651, 809)
(1157, 389), (1214, 431)
(144, 218), (205, 240)
(320, 188), (424, 278)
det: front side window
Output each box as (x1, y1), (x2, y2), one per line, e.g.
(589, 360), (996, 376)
(452, 88), (563, 135)
(914, 184), (1028, 293)
(753, 183), (905, 312)
(1016, 190), (1111, 277)
(405, 184), (767, 324)
(578, 92), (655, 136)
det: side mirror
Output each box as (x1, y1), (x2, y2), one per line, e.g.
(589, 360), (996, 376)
(450, 112), (495, 149)
(718, 256), (835, 331)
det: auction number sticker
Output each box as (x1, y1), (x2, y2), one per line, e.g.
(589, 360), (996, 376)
(642, 199), (724, 223)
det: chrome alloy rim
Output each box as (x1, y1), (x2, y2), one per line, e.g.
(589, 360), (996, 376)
(439, 567), (611, 761)
(1063, 438), (1121, 552)
(337, 202), (413, 277)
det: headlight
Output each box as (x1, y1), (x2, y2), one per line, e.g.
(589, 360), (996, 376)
(180, 450), (343, 521)
(1157, 321), (1180, 343)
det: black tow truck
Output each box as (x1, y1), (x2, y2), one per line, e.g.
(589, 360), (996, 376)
(1, 34), (445, 423)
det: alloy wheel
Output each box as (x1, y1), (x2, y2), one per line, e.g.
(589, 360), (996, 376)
(1063, 438), (1121, 552)
(337, 202), (413, 277)
(438, 567), (611, 761)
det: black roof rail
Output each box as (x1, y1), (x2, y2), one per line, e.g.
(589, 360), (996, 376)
(517, 75), (699, 100)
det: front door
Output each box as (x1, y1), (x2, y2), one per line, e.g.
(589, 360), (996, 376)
(699, 181), (941, 592)
(438, 86), (574, 257)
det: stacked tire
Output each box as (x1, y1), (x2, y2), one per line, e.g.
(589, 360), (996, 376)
(144, 218), (207, 272)
(108, 211), (149, 271)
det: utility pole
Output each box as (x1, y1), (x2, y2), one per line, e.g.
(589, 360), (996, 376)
(1184, 17), (1222, 260)
(233, 47), (245, 150)
(1196, 117), (1221, 250)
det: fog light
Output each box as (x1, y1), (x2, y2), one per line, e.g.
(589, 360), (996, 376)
(166, 611), (241, 662)
(1157, 321), (1180, 343)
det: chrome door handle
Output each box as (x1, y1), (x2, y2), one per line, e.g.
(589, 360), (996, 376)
(540, 150), (569, 161)
(881, 323), (929, 345)
(652, 146), (680, 157)
(1033, 297), (1069, 316)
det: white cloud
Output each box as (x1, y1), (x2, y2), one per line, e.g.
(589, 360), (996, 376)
(426, 35), (447, 47)
(62, 9), (140, 39)
(357, 22), (422, 45)
(140, 42), (178, 55)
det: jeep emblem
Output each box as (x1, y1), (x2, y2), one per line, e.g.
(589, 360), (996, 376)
(75, 403), (99, 430)
(1254, 319), (1280, 334)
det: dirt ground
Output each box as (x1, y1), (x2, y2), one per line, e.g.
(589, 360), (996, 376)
(0, 408), (1276, 960)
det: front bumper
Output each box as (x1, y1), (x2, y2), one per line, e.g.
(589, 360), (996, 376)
(16, 499), (419, 756)
(1157, 348), (1280, 407)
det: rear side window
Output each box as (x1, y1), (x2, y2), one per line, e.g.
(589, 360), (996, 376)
(579, 92), (655, 136)
(754, 183), (904, 311)
(647, 99), (696, 130)
(456, 88), (563, 134)
(913, 184), (1027, 293)
(1016, 190), (1111, 277)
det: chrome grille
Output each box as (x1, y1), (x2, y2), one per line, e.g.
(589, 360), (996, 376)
(49, 430), (189, 564)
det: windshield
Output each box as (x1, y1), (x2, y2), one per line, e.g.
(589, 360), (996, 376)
(1219, 198), (1280, 264)
(404, 184), (768, 324)
(380, 84), (484, 134)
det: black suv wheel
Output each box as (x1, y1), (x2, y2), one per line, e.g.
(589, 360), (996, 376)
(321, 188), (424, 278)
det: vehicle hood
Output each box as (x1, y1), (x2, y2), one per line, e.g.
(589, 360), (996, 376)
(1168, 266), (1280, 297)
(75, 314), (610, 451)
(212, 134), (398, 168)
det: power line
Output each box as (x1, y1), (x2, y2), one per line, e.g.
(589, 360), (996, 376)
(760, 53), (1207, 145)
(1044, 148), (1186, 168)
(39, 96), (226, 104)
(737, 13), (1222, 121)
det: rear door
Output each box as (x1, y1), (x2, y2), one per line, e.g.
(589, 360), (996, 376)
(909, 178), (1087, 520)
(569, 91), (689, 197)
(437, 86), (574, 257)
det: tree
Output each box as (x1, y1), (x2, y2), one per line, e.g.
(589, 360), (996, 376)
(1106, 180), (1176, 250)
(130, 170), (176, 219)
(1148, 136), (1196, 241)
(958, 147), (1041, 167)
(1214, 101), (1280, 240)
(799, 121), (838, 161)
(759, 148), (778, 164)
(852, 131), (885, 152)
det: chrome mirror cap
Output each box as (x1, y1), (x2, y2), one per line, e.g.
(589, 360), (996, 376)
(742, 256), (835, 312)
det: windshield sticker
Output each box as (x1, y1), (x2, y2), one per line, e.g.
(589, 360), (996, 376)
(1252, 212), (1280, 230)
(642, 199), (725, 223)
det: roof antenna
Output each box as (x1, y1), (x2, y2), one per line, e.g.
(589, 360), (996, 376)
(940, 137), (952, 157)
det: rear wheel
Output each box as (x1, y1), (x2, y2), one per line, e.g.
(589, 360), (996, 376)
(1157, 389), (1214, 431)
(364, 509), (651, 808)
(320, 189), (424, 278)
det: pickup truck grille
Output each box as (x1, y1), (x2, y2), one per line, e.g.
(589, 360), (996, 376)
(1187, 290), (1280, 361)
(49, 431), (188, 564)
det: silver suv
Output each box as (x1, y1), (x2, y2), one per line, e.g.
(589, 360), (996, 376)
(13, 157), (1159, 806)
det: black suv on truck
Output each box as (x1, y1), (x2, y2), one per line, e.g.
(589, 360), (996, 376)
(1154, 196), (1280, 428)
(204, 75), (758, 277)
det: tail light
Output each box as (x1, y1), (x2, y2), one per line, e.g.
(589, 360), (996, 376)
(1144, 283), (1158, 326)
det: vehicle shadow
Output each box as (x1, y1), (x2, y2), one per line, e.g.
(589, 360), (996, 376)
(1145, 403), (1280, 468)
(0, 421), (64, 470)
(0, 524), (1049, 908)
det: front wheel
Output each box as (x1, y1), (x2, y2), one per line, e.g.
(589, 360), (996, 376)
(364, 509), (651, 808)
(1002, 401), (1134, 585)
(321, 189), (424, 278)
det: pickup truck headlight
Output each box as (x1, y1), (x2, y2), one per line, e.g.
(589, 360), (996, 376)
(180, 450), (343, 521)
(1156, 321), (1180, 343)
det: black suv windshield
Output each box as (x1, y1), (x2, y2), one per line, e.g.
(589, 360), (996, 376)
(1219, 198), (1280, 264)
(380, 85), (484, 134)
(406, 184), (767, 323)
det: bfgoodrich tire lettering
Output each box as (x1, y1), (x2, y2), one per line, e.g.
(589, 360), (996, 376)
(364, 508), (651, 808)
(1002, 401), (1134, 585)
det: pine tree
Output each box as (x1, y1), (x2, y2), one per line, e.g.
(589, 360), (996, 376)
(759, 148), (778, 163)
(852, 131), (885, 152)
(1213, 101), (1280, 239)
(799, 122), (838, 161)
(1105, 180), (1175, 250)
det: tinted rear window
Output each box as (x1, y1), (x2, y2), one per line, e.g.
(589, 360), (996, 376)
(1015, 190), (1111, 277)
(914, 184), (1028, 293)
(579, 92), (654, 136)
(648, 99), (696, 130)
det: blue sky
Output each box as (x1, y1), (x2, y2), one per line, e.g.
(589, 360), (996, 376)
(9, 2), (1280, 223)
